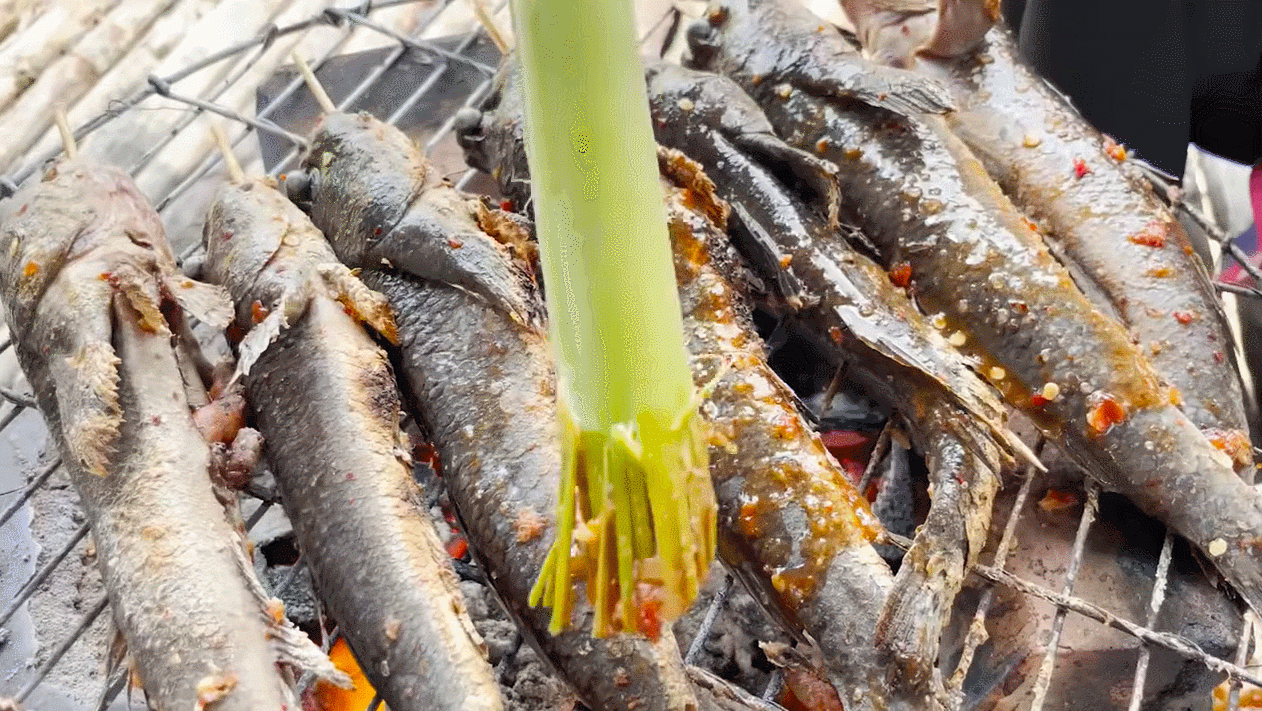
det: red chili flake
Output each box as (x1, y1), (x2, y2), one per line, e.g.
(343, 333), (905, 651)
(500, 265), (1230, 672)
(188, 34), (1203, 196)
(1028, 393), (1050, 408)
(1073, 158), (1091, 179)
(889, 262), (912, 287)
(98, 272), (111, 281)
(1038, 488), (1080, 512)
(634, 583), (664, 642)
(828, 325), (844, 344)
(1012, 301), (1028, 314)
(1214, 351), (1226, 363)
(500, 199), (514, 211)
(1021, 216), (1040, 232)
(16, 203), (27, 215)
(221, 230), (233, 241)
(445, 536), (468, 559)
(345, 472), (355, 480)
(1103, 136), (1128, 161)
(447, 237), (463, 249)
(250, 300), (269, 324)
(372, 227), (383, 237)
(1086, 395), (1126, 435)
(1173, 311), (1196, 325)
(22, 261), (37, 277)
(1128, 231), (1165, 248)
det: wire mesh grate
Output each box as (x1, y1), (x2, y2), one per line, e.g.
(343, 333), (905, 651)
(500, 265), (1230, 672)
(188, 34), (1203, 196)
(0, 1), (1256, 709)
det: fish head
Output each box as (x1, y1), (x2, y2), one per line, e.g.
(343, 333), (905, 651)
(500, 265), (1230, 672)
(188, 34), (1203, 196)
(201, 176), (329, 320)
(301, 111), (429, 268)
(684, 0), (814, 80)
(454, 59), (533, 212)
(0, 157), (173, 332)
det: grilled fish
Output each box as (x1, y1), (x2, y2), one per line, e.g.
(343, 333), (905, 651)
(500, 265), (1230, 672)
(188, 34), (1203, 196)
(687, 0), (1262, 615)
(646, 64), (1009, 699)
(301, 110), (534, 325)
(867, 23), (1255, 475)
(298, 108), (697, 711)
(0, 157), (346, 709)
(661, 153), (906, 710)
(201, 170), (502, 711)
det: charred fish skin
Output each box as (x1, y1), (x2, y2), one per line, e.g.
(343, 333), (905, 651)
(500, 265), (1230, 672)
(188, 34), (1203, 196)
(661, 162), (910, 711)
(687, 0), (1262, 614)
(303, 111), (534, 325)
(899, 26), (1253, 474)
(0, 159), (315, 709)
(201, 176), (502, 711)
(360, 268), (697, 711)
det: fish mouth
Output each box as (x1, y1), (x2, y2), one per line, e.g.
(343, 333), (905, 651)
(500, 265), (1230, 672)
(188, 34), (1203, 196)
(685, 19), (722, 68)
(453, 107), (492, 175)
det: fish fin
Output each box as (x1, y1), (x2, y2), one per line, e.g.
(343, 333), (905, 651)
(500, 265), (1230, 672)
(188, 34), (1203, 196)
(51, 340), (122, 478)
(229, 290), (304, 385)
(317, 263), (400, 345)
(110, 267), (169, 336)
(162, 274), (234, 329)
(841, 64), (955, 115)
(726, 201), (811, 311)
(226, 530), (354, 689)
(376, 190), (534, 326)
(732, 132), (842, 228)
(472, 198), (539, 267)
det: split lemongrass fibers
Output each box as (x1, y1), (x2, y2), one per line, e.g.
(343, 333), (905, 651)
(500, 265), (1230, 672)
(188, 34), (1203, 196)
(511, 0), (716, 638)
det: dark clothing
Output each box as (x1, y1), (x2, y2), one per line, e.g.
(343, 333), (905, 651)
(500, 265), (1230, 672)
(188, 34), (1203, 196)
(1001, 0), (1262, 173)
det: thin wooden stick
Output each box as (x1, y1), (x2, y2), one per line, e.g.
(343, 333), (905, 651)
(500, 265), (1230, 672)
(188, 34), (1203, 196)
(469, 0), (509, 54)
(54, 106), (77, 159)
(210, 124), (244, 185)
(290, 49), (336, 115)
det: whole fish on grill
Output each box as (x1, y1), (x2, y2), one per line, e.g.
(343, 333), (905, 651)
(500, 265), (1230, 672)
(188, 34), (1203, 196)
(200, 152), (502, 711)
(686, 0), (1262, 617)
(294, 99), (698, 711)
(0, 154), (347, 710)
(659, 151), (907, 710)
(643, 63), (1013, 700)
(845, 16), (1255, 475)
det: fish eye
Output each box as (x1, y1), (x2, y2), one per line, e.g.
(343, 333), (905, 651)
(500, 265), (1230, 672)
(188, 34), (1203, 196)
(283, 170), (313, 204)
(453, 107), (483, 135)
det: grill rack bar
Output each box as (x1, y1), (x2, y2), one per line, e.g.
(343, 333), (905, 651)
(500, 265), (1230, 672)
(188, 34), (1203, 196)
(0, 1), (1251, 709)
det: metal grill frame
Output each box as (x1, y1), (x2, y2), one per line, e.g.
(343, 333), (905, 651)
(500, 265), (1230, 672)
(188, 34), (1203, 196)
(0, 1), (1257, 709)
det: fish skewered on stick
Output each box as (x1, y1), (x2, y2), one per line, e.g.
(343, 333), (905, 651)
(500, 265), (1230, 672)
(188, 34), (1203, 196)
(0, 113), (347, 710)
(200, 128), (502, 711)
(290, 59), (700, 711)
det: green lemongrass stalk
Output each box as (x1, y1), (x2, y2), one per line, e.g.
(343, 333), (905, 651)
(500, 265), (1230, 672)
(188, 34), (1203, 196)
(510, 0), (716, 638)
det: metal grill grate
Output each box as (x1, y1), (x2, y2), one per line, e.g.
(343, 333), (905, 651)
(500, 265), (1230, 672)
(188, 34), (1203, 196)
(0, 1), (1257, 709)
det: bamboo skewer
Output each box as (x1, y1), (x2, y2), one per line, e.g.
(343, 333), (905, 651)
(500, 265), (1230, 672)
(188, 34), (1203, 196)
(210, 124), (244, 185)
(291, 50), (337, 114)
(53, 107), (77, 159)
